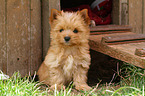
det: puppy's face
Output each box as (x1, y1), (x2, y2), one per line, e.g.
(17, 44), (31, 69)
(49, 9), (90, 46)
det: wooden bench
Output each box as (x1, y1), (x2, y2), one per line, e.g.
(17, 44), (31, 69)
(89, 25), (145, 69)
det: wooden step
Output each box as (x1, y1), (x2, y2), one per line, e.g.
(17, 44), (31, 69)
(101, 34), (145, 45)
(89, 32), (145, 69)
(90, 25), (132, 35)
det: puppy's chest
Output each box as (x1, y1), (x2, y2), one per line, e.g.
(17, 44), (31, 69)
(61, 55), (75, 77)
(61, 50), (80, 71)
(59, 48), (81, 78)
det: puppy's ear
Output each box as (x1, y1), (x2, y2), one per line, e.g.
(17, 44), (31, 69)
(49, 9), (61, 24)
(78, 9), (90, 25)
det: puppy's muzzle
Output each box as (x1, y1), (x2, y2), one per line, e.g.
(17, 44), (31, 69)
(64, 36), (71, 42)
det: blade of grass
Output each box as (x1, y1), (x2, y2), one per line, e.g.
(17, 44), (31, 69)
(111, 86), (141, 96)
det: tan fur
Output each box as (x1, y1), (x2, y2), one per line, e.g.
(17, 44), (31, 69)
(37, 9), (91, 91)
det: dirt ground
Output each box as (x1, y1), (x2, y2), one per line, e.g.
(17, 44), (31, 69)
(87, 49), (121, 86)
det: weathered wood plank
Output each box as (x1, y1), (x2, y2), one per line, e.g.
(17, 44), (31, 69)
(90, 25), (132, 35)
(89, 33), (145, 68)
(90, 31), (130, 35)
(30, 0), (42, 75)
(49, 0), (60, 12)
(112, 0), (129, 25)
(143, 0), (145, 34)
(42, 0), (50, 58)
(120, 0), (128, 25)
(129, 0), (143, 34)
(102, 34), (145, 44)
(0, 1), (6, 73)
(6, 0), (31, 76)
(112, 0), (120, 25)
(90, 25), (131, 32)
(42, 0), (60, 58)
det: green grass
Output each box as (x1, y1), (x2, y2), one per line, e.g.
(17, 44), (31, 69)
(0, 72), (48, 96)
(0, 63), (144, 96)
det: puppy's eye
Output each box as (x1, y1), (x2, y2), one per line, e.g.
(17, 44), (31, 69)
(59, 29), (64, 32)
(73, 29), (78, 33)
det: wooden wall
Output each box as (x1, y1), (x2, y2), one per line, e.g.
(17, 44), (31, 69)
(112, 0), (145, 34)
(129, 0), (145, 34)
(0, 0), (42, 77)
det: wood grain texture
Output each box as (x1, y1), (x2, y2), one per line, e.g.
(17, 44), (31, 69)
(0, 0), (42, 77)
(0, 1), (7, 73)
(90, 25), (131, 32)
(112, 0), (120, 25)
(102, 34), (145, 42)
(112, 0), (128, 25)
(6, 0), (31, 76)
(90, 25), (132, 35)
(120, 0), (128, 25)
(30, 0), (42, 74)
(129, 0), (143, 34)
(42, 0), (51, 58)
(143, 0), (145, 34)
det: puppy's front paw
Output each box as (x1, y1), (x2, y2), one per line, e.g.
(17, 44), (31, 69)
(75, 84), (92, 91)
(50, 84), (65, 91)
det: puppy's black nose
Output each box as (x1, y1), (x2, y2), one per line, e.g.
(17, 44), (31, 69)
(64, 36), (71, 42)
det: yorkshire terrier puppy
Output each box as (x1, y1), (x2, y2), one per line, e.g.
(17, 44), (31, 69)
(37, 9), (91, 91)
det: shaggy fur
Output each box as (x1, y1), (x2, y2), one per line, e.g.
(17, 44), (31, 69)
(37, 9), (91, 91)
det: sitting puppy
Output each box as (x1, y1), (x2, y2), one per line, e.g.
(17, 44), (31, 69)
(37, 9), (91, 91)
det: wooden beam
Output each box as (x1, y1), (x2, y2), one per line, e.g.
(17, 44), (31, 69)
(6, 0), (31, 76)
(112, 0), (129, 25)
(90, 25), (131, 32)
(112, 0), (120, 25)
(120, 0), (128, 25)
(30, 0), (42, 74)
(90, 25), (132, 35)
(129, 0), (143, 34)
(42, 0), (50, 58)
(143, 0), (145, 34)
(0, 1), (7, 73)
(102, 34), (145, 45)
